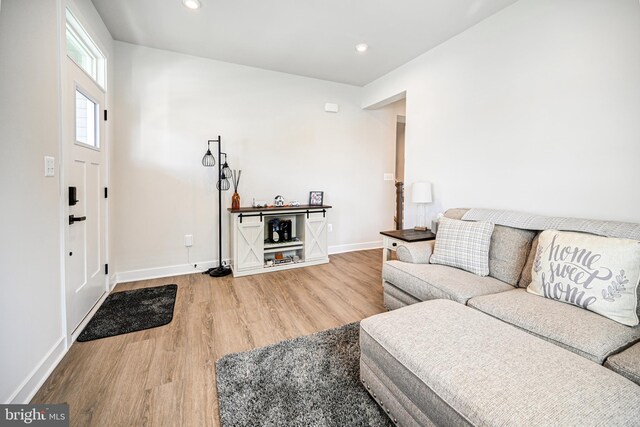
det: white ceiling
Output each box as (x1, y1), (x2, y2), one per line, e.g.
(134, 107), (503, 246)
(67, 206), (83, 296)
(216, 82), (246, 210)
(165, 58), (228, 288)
(92, 0), (518, 86)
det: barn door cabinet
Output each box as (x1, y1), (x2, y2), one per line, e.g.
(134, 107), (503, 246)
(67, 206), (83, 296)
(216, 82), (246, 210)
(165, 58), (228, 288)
(229, 205), (331, 277)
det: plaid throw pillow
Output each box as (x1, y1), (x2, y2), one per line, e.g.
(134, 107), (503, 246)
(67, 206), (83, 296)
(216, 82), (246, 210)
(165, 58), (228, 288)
(430, 217), (495, 276)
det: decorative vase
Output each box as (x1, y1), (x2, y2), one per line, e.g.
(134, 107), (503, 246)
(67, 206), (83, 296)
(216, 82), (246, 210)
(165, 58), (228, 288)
(232, 192), (240, 210)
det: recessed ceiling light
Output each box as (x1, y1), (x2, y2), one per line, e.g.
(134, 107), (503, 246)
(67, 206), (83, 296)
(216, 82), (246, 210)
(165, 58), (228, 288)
(355, 43), (368, 53)
(183, 0), (201, 10)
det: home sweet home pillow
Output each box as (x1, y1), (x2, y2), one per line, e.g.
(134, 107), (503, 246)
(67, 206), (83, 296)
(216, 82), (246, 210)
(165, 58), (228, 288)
(527, 230), (640, 326)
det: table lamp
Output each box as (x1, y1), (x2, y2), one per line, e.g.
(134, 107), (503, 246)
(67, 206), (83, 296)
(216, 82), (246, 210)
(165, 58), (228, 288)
(411, 182), (432, 231)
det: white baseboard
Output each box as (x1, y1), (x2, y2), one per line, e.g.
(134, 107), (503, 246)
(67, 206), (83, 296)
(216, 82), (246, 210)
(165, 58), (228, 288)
(114, 260), (230, 284)
(113, 242), (382, 284)
(9, 336), (66, 404)
(328, 240), (382, 255)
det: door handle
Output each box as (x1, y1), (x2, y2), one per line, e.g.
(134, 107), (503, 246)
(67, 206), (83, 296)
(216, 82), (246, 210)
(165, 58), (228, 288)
(69, 215), (87, 225)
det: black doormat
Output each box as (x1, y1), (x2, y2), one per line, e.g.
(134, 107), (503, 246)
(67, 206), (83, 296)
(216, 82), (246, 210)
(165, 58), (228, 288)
(77, 284), (177, 342)
(216, 322), (393, 427)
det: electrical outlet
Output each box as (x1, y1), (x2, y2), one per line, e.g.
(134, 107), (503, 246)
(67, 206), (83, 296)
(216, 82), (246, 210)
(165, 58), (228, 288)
(327, 224), (333, 233)
(383, 173), (394, 181)
(184, 234), (193, 247)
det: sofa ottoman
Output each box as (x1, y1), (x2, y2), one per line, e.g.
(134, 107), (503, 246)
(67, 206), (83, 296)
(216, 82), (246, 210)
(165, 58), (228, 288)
(360, 299), (640, 426)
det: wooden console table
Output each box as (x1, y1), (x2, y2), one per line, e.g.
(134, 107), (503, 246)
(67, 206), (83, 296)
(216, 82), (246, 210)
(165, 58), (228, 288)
(228, 205), (332, 277)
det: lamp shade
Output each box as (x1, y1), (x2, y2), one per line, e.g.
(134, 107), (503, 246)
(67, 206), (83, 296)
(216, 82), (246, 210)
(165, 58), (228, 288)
(411, 182), (432, 203)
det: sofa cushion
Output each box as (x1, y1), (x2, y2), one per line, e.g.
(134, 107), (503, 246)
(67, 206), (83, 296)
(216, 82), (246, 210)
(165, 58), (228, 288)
(528, 230), (640, 326)
(518, 232), (540, 288)
(383, 261), (513, 305)
(443, 208), (536, 286)
(430, 217), (495, 276)
(443, 208), (469, 220)
(468, 289), (640, 363)
(488, 225), (536, 286)
(360, 300), (640, 427)
(605, 342), (640, 386)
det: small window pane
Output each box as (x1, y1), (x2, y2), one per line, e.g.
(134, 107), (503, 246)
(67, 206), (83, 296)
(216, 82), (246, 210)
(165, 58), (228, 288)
(76, 90), (98, 148)
(66, 9), (106, 89)
(67, 30), (95, 76)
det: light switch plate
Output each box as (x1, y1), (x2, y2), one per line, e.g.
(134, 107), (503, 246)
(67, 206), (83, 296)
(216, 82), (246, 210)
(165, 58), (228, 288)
(383, 173), (394, 181)
(44, 156), (55, 177)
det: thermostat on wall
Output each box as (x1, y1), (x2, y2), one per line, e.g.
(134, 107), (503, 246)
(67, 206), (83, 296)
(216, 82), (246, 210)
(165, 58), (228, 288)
(324, 103), (339, 113)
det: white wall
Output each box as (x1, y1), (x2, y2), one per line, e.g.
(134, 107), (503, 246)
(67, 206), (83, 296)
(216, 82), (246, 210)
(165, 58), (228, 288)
(363, 0), (640, 224)
(0, 0), (64, 403)
(113, 42), (399, 277)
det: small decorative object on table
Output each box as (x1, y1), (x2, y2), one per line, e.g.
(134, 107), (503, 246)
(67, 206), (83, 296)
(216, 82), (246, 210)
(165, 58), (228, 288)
(231, 170), (242, 210)
(274, 195), (285, 207)
(309, 191), (324, 206)
(290, 200), (300, 207)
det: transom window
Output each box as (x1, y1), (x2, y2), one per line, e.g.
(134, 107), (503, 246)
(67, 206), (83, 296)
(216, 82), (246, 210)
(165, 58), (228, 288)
(66, 9), (106, 89)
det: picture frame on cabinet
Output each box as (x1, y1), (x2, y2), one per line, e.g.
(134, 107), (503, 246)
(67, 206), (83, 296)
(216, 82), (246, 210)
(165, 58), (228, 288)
(309, 191), (324, 206)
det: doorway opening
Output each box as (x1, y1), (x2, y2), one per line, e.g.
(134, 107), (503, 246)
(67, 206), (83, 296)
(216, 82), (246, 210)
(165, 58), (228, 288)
(361, 90), (407, 232)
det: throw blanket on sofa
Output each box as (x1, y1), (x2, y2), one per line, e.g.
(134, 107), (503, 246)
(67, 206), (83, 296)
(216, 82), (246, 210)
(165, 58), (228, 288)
(462, 208), (640, 241)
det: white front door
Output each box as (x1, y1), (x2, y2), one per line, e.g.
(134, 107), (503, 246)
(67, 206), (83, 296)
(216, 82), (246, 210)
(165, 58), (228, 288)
(65, 57), (107, 337)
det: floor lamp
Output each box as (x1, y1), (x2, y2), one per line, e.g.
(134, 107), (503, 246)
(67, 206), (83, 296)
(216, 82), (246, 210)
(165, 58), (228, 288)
(202, 136), (233, 277)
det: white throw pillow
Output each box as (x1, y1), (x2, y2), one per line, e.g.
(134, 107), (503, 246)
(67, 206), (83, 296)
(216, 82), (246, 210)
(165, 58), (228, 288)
(527, 230), (640, 326)
(430, 217), (494, 276)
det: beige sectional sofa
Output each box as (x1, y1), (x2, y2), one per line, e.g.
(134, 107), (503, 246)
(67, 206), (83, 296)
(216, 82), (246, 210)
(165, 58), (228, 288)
(361, 208), (640, 426)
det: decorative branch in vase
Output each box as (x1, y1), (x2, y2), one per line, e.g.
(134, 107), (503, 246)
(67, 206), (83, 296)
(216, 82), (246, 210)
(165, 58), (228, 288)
(231, 170), (242, 210)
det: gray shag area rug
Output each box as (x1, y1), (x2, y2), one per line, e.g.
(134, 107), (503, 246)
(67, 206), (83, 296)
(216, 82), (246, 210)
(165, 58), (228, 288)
(77, 284), (177, 342)
(215, 322), (392, 427)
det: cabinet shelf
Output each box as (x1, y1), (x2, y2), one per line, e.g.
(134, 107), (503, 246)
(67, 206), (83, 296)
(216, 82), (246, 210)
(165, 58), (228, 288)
(264, 240), (304, 251)
(264, 244), (303, 254)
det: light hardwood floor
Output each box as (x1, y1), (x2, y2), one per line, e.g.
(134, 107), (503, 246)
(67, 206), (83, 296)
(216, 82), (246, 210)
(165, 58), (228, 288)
(32, 249), (386, 426)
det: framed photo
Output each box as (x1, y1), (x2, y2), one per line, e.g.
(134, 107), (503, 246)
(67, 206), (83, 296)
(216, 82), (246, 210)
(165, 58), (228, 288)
(309, 191), (324, 206)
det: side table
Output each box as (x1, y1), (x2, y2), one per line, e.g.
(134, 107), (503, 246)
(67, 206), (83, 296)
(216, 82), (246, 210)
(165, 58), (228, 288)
(380, 229), (436, 262)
